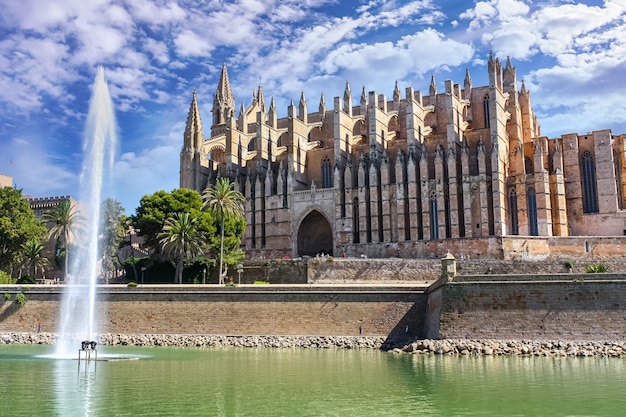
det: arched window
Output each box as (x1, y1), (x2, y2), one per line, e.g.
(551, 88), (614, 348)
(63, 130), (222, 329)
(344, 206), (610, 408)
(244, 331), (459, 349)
(247, 139), (255, 151)
(430, 191), (439, 240)
(581, 151), (598, 213)
(483, 95), (490, 128)
(527, 188), (538, 236)
(321, 157), (332, 188)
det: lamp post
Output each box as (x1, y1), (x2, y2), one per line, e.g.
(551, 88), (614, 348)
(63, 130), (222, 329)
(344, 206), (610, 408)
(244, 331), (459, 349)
(237, 264), (243, 285)
(141, 267), (146, 284)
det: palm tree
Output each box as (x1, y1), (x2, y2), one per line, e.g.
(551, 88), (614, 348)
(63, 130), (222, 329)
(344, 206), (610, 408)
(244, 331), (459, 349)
(157, 213), (205, 284)
(43, 200), (82, 280)
(202, 178), (245, 284)
(120, 215), (138, 282)
(20, 240), (49, 280)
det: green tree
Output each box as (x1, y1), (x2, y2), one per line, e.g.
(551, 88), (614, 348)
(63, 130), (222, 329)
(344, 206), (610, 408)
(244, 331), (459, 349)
(157, 212), (206, 284)
(19, 239), (49, 280)
(99, 198), (125, 280)
(120, 214), (138, 282)
(202, 178), (245, 284)
(132, 188), (215, 258)
(0, 187), (46, 274)
(43, 200), (83, 280)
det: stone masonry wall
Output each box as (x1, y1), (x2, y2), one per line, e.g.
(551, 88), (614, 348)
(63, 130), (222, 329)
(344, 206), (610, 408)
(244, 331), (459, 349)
(307, 258), (441, 283)
(436, 276), (626, 340)
(0, 286), (428, 340)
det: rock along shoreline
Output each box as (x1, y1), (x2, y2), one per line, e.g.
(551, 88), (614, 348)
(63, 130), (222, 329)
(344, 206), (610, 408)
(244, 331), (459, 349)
(2, 332), (626, 357)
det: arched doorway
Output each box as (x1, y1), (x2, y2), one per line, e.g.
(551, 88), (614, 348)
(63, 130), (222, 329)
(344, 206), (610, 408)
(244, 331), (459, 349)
(297, 210), (333, 256)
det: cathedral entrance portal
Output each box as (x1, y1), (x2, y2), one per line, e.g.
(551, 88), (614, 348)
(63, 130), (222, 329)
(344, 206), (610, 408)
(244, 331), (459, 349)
(297, 210), (333, 256)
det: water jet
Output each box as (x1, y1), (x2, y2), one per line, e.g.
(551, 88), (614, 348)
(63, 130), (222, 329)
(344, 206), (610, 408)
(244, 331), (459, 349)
(54, 65), (117, 359)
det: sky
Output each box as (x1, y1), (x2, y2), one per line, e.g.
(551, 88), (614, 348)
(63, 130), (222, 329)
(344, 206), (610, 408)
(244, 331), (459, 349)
(0, 0), (625, 215)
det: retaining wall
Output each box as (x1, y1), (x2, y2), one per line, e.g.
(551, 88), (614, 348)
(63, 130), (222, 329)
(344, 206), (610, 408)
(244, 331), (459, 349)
(0, 285), (428, 340)
(3, 272), (626, 343)
(434, 274), (626, 340)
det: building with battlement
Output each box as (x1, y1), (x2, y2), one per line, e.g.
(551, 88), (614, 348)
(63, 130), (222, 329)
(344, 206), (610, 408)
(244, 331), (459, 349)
(27, 195), (75, 220)
(180, 53), (626, 260)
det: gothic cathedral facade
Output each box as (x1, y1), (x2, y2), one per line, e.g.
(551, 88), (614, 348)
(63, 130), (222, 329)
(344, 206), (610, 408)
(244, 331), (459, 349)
(180, 53), (626, 259)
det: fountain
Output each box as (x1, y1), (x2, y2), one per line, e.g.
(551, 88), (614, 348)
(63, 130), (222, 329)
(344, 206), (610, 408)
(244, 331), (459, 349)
(54, 65), (117, 358)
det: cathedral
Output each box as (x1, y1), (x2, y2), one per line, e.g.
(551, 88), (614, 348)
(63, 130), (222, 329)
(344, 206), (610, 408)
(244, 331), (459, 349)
(180, 53), (626, 260)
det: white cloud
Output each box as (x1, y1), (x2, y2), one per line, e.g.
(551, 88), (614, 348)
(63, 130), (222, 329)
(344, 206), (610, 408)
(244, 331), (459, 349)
(321, 29), (473, 79)
(173, 29), (215, 57)
(112, 121), (185, 212)
(0, 137), (77, 198)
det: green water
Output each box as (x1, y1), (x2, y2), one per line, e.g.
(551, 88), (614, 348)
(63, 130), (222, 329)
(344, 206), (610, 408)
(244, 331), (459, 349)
(1, 344), (624, 416)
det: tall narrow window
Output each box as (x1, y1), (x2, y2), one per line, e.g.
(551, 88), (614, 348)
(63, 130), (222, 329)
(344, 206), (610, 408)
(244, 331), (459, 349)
(524, 157), (534, 175)
(483, 95), (490, 128)
(614, 150), (623, 209)
(430, 191), (439, 240)
(321, 157), (332, 188)
(581, 151), (598, 213)
(527, 188), (538, 236)
(352, 197), (360, 243)
(509, 188), (519, 235)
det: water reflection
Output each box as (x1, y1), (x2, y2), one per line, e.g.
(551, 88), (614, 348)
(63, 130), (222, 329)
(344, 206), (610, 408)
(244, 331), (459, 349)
(2, 345), (626, 417)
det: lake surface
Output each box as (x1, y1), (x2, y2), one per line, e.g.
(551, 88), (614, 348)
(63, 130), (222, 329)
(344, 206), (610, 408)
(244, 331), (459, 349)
(1, 344), (624, 416)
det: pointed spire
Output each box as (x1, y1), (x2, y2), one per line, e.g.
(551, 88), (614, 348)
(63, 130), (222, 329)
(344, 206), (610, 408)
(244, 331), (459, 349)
(252, 89), (258, 105)
(319, 93), (326, 114)
(212, 63), (235, 127)
(393, 80), (401, 102)
(298, 91), (307, 123)
(429, 74), (437, 96)
(521, 79), (528, 96)
(463, 67), (472, 100)
(343, 81), (352, 114)
(238, 101), (245, 118)
(360, 85), (367, 105)
(503, 56), (517, 89)
(268, 96), (277, 127)
(505, 56), (513, 71)
(257, 85), (266, 112)
(184, 90), (204, 150)
(269, 96), (276, 113)
(464, 67), (472, 90)
(216, 63), (235, 107)
(343, 81), (351, 103)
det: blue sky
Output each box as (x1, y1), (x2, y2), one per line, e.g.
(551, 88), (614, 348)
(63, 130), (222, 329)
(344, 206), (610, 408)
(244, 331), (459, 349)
(0, 0), (625, 214)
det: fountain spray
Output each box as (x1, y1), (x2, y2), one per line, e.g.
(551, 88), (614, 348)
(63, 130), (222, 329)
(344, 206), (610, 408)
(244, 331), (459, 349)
(55, 65), (117, 357)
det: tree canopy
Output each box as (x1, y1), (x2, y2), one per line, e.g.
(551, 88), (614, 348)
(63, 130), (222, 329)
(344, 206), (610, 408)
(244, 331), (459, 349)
(43, 199), (83, 278)
(99, 198), (125, 278)
(132, 188), (215, 253)
(0, 187), (46, 273)
(132, 187), (246, 282)
(158, 212), (206, 284)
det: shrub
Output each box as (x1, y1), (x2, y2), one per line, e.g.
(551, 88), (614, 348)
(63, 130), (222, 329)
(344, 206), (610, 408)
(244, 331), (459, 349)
(253, 280), (270, 285)
(127, 281), (138, 287)
(4, 293), (11, 300)
(17, 276), (36, 285)
(586, 263), (607, 273)
(564, 260), (573, 270)
(0, 270), (14, 284)
(15, 292), (27, 306)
